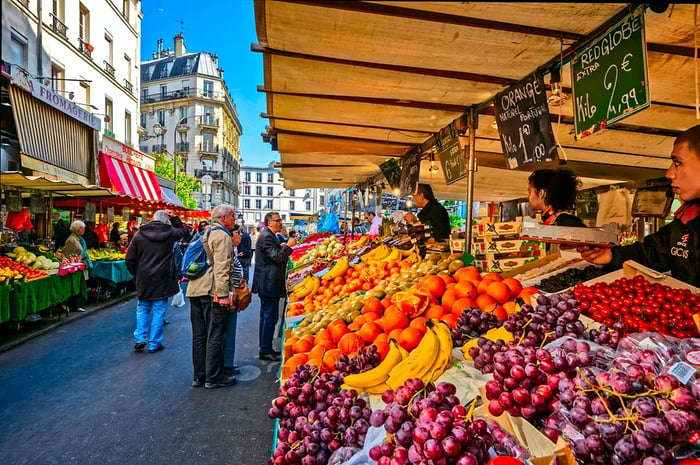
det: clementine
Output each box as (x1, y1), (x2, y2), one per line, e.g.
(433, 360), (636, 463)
(475, 294), (498, 312)
(440, 313), (459, 329)
(440, 289), (458, 312)
(398, 327), (424, 351)
(363, 297), (384, 316)
(292, 337), (313, 354)
(424, 304), (446, 320)
(409, 316), (427, 334)
(329, 321), (350, 344)
(492, 305), (508, 321)
(437, 273), (455, 285)
(358, 321), (383, 344)
(482, 272), (503, 282)
(502, 278), (523, 298)
(486, 281), (512, 304)
(321, 349), (342, 371)
(455, 280), (478, 299)
(477, 279), (495, 295)
(455, 266), (481, 282)
(451, 297), (476, 315)
(338, 332), (364, 355)
(423, 275), (447, 298)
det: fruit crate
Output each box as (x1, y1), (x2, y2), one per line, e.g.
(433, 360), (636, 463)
(471, 221), (522, 238)
(471, 239), (543, 255)
(474, 254), (544, 273)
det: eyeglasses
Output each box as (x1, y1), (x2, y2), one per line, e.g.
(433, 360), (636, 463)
(269, 218), (282, 223)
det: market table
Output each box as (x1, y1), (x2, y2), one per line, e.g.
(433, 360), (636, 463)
(90, 260), (133, 284)
(9, 272), (87, 322)
(0, 285), (10, 323)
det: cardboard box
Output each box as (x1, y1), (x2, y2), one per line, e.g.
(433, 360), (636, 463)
(474, 255), (542, 273)
(471, 239), (543, 255)
(471, 221), (522, 237)
(520, 224), (619, 248)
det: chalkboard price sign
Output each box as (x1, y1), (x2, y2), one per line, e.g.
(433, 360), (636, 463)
(436, 130), (467, 185)
(379, 158), (401, 192)
(399, 148), (421, 197)
(494, 72), (558, 169)
(571, 5), (649, 139)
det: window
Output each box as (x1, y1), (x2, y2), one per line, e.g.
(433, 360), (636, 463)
(158, 110), (165, 126)
(202, 133), (214, 151)
(268, 173), (274, 183)
(105, 34), (113, 67)
(320, 195), (325, 205)
(289, 189), (295, 197)
(79, 4), (90, 42)
(245, 172), (251, 182)
(124, 111), (132, 145)
(53, 0), (65, 21)
(50, 63), (64, 93)
(266, 200), (273, 209)
(142, 87), (149, 100)
(255, 199), (262, 209)
(203, 107), (214, 125)
(289, 201), (296, 210)
(282, 214), (287, 221)
(182, 80), (190, 96)
(256, 173), (262, 182)
(267, 187), (273, 197)
(255, 186), (262, 196)
(179, 106), (187, 122)
(203, 80), (213, 97)
(124, 55), (132, 82)
(104, 98), (113, 132)
(10, 31), (28, 69)
(244, 199), (250, 209)
(244, 185), (250, 195)
(306, 201), (311, 211)
(140, 112), (146, 127)
(122, 0), (130, 21)
(160, 85), (167, 99)
(80, 79), (91, 108)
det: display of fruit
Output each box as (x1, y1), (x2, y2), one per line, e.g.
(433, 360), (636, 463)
(451, 307), (503, 346)
(293, 235), (344, 264)
(87, 248), (126, 261)
(503, 292), (585, 347)
(0, 256), (49, 283)
(574, 275), (700, 338)
(535, 265), (611, 293)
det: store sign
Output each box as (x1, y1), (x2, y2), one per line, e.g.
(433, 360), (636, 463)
(10, 70), (101, 131)
(20, 155), (91, 185)
(101, 135), (156, 171)
(436, 130), (467, 185)
(5, 191), (22, 212)
(399, 148), (421, 197)
(571, 5), (649, 139)
(495, 72), (558, 169)
(29, 194), (45, 214)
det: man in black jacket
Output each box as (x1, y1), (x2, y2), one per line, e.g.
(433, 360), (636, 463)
(579, 125), (700, 287)
(251, 212), (297, 361)
(126, 209), (187, 353)
(413, 183), (451, 241)
(237, 224), (252, 282)
(52, 213), (70, 251)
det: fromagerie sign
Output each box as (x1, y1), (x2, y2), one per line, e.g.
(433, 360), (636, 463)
(571, 4), (649, 139)
(494, 72), (557, 169)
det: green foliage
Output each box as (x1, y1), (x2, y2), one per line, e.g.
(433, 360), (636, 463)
(153, 153), (200, 210)
(449, 214), (464, 230)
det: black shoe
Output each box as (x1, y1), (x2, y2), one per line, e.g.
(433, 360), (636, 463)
(223, 366), (241, 376)
(148, 345), (165, 353)
(259, 351), (281, 362)
(192, 378), (204, 388)
(205, 376), (237, 389)
(134, 342), (146, 352)
(163, 320), (170, 325)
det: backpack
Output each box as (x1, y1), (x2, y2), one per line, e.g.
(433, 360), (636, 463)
(181, 226), (229, 280)
(172, 241), (184, 279)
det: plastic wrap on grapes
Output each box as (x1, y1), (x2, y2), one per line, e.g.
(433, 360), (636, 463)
(543, 336), (615, 369)
(339, 426), (387, 465)
(327, 445), (361, 465)
(612, 333), (681, 376)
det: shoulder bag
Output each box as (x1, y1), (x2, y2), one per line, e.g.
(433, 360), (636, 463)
(234, 280), (252, 312)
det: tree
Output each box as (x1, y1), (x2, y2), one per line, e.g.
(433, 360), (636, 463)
(153, 153), (200, 210)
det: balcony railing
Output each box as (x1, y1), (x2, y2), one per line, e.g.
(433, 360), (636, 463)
(139, 88), (225, 105)
(198, 115), (219, 128)
(17, 0), (29, 8)
(50, 14), (68, 38)
(197, 143), (220, 155)
(194, 169), (224, 180)
(78, 38), (93, 59)
(151, 144), (168, 153)
(103, 61), (115, 78)
(123, 79), (133, 94)
(175, 142), (190, 153)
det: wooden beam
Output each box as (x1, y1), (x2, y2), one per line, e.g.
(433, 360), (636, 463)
(261, 114), (432, 137)
(272, 128), (413, 147)
(251, 44), (516, 86)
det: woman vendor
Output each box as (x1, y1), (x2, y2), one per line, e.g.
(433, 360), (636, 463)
(579, 125), (700, 287)
(527, 168), (585, 227)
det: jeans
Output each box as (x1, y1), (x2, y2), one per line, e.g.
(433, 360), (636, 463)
(134, 299), (168, 350)
(190, 296), (227, 383)
(259, 295), (280, 354)
(223, 310), (238, 368)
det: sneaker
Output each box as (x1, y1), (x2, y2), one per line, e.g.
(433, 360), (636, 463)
(223, 366), (241, 376)
(75, 307), (87, 312)
(163, 320), (170, 326)
(204, 376), (237, 389)
(134, 342), (147, 352)
(192, 378), (204, 388)
(148, 345), (165, 353)
(259, 351), (281, 362)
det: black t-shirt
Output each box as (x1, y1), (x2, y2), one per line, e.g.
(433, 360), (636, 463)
(417, 199), (451, 241)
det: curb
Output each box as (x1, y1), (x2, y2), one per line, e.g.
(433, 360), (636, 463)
(0, 291), (137, 353)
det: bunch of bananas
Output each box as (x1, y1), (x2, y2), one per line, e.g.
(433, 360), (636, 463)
(322, 257), (349, 281)
(360, 244), (421, 264)
(341, 320), (453, 393)
(399, 244), (422, 264)
(360, 244), (393, 262)
(291, 275), (321, 299)
(347, 235), (369, 249)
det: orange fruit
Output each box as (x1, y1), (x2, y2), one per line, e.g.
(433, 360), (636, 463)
(358, 321), (383, 344)
(292, 337), (313, 354)
(373, 340), (390, 359)
(314, 329), (334, 347)
(486, 281), (512, 304)
(455, 266), (481, 282)
(329, 321), (350, 344)
(306, 358), (323, 370)
(322, 349), (342, 371)
(308, 343), (328, 361)
(482, 272), (503, 282)
(437, 274), (455, 285)
(441, 289), (458, 312)
(502, 278), (523, 298)
(338, 332), (364, 355)
(373, 332), (389, 346)
(451, 297), (476, 316)
(388, 328), (403, 342)
(377, 306), (409, 332)
(424, 305), (446, 320)
(423, 276), (447, 298)
(284, 336), (299, 350)
(503, 301), (519, 315)
(477, 279), (495, 295)
(455, 280), (478, 299)
(398, 327), (424, 352)
(518, 286), (540, 305)
(475, 294), (498, 312)
(363, 298), (384, 315)
(440, 313), (459, 329)
(492, 305), (508, 321)
(284, 353), (309, 371)
(409, 316), (427, 334)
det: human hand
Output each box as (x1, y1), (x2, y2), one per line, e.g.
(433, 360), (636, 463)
(577, 245), (613, 265)
(215, 297), (231, 306)
(287, 237), (298, 247)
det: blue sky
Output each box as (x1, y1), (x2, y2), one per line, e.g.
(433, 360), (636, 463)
(140, 0), (276, 168)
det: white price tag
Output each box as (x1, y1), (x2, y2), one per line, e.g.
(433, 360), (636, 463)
(668, 361), (697, 385)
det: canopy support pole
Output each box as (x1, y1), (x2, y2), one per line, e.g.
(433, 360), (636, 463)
(464, 107), (478, 253)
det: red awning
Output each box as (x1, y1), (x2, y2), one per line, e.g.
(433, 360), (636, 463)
(99, 154), (162, 202)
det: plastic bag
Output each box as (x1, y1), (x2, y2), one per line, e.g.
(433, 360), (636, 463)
(172, 286), (185, 308)
(336, 426), (387, 465)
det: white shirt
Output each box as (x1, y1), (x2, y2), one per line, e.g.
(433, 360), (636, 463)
(369, 215), (382, 235)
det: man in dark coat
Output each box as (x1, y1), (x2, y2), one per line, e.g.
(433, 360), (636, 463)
(237, 224), (252, 282)
(82, 221), (100, 250)
(126, 209), (187, 353)
(251, 212), (297, 361)
(414, 183), (452, 241)
(52, 213), (70, 251)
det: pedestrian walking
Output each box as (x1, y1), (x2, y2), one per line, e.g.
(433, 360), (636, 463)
(252, 212), (296, 361)
(223, 223), (245, 376)
(186, 204), (238, 389)
(125, 209), (187, 354)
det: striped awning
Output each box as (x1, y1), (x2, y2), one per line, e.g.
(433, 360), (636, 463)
(99, 154), (162, 202)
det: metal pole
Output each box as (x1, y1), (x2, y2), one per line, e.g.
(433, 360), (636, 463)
(464, 108), (477, 253)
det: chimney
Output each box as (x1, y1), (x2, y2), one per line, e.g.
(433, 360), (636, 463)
(154, 38), (163, 59)
(174, 33), (186, 57)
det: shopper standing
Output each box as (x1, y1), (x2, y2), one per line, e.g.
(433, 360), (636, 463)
(125, 210), (187, 354)
(52, 212), (70, 251)
(252, 212), (296, 361)
(186, 204), (237, 389)
(237, 224), (252, 282)
(223, 224), (245, 376)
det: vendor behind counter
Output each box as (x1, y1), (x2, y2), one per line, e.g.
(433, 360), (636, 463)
(413, 183), (451, 241)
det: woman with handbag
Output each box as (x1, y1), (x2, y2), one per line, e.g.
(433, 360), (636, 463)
(223, 224), (246, 376)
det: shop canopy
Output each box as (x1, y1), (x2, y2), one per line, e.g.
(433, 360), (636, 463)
(0, 172), (117, 198)
(254, 1), (697, 201)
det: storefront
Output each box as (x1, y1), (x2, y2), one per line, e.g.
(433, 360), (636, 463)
(98, 135), (162, 202)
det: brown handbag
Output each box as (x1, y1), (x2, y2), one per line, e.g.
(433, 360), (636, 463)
(234, 281), (252, 312)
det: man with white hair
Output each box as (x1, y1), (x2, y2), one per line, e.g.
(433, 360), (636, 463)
(126, 209), (187, 353)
